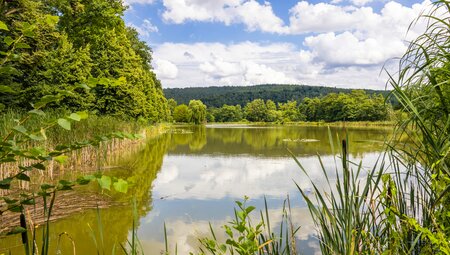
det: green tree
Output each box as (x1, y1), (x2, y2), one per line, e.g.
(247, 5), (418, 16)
(173, 104), (191, 123)
(278, 100), (303, 121)
(188, 99), (207, 124)
(215, 104), (243, 122)
(244, 99), (268, 122)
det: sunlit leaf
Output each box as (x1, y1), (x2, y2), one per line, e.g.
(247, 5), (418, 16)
(98, 175), (111, 190)
(68, 113), (81, 121)
(57, 118), (71, 130)
(3, 36), (14, 46)
(0, 21), (8, 31)
(15, 42), (31, 49)
(113, 179), (128, 193)
(76, 111), (89, 120)
(45, 15), (59, 26)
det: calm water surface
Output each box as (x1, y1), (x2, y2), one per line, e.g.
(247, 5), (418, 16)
(2, 125), (391, 254)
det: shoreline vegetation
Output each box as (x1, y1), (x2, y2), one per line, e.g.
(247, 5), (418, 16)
(0, 0), (449, 254)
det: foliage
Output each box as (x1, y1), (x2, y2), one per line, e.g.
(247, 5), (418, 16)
(193, 197), (299, 255)
(299, 90), (390, 122)
(189, 100), (207, 124)
(0, 0), (168, 121)
(173, 104), (192, 123)
(244, 99), (269, 122)
(164, 84), (395, 108)
(213, 104), (243, 122)
(297, 1), (450, 254)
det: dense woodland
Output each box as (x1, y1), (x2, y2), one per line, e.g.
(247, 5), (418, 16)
(0, 0), (168, 122)
(164, 84), (394, 108)
(170, 90), (392, 123)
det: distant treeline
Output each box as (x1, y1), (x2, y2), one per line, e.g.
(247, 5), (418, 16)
(164, 84), (395, 108)
(168, 90), (392, 123)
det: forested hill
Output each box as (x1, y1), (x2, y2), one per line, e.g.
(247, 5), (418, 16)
(164, 84), (391, 107)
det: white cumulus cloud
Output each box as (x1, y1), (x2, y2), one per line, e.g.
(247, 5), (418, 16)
(161, 0), (288, 33)
(154, 59), (179, 79)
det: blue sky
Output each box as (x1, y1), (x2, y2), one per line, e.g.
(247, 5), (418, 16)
(123, 0), (431, 89)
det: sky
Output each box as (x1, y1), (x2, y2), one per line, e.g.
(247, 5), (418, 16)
(123, 0), (433, 89)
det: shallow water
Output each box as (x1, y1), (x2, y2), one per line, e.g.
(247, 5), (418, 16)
(1, 125), (391, 254)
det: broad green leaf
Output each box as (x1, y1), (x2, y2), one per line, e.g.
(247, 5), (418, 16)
(98, 175), (111, 190)
(28, 109), (45, 116)
(68, 113), (81, 121)
(45, 15), (59, 26)
(29, 134), (45, 141)
(13, 125), (27, 134)
(76, 111), (89, 120)
(54, 155), (68, 164)
(23, 29), (35, 38)
(0, 21), (8, 31)
(16, 173), (30, 181)
(113, 179), (128, 193)
(57, 118), (71, 130)
(15, 42), (31, 49)
(3, 36), (14, 46)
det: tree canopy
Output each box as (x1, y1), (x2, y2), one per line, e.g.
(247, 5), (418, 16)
(0, 0), (168, 121)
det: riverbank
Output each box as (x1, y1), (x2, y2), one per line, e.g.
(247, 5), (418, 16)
(0, 115), (170, 234)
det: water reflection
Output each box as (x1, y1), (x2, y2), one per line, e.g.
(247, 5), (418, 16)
(1, 125), (392, 255)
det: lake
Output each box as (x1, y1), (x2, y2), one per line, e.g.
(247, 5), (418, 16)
(1, 124), (392, 254)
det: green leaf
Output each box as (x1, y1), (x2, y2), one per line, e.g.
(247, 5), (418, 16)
(32, 163), (45, 170)
(0, 103), (4, 111)
(54, 155), (68, 164)
(13, 125), (27, 134)
(76, 111), (89, 120)
(98, 175), (111, 190)
(3, 197), (18, 204)
(16, 173), (30, 181)
(29, 134), (45, 141)
(57, 118), (71, 130)
(68, 113), (81, 121)
(28, 109), (45, 116)
(34, 95), (61, 109)
(7, 227), (26, 235)
(15, 42), (31, 49)
(0, 21), (8, 31)
(113, 179), (128, 193)
(45, 15), (59, 26)
(22, 198), (35, 205)
(0, 178), (13, 189)
(3, 36), (13, 46)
